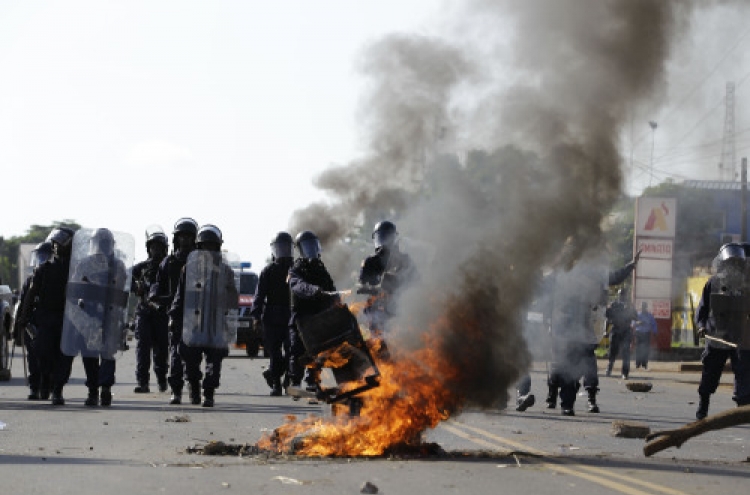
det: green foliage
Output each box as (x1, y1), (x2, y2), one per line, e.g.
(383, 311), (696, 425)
(0, 220), (80, 289)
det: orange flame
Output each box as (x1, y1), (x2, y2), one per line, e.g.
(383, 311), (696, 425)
(257, 318), (463, 457)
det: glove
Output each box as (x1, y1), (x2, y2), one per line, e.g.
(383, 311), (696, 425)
(697, 327), (706, 338)
(253, 319), (262, 333)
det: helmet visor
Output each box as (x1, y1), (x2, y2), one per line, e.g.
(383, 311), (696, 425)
(298, 238), (321, 259)
(30, 249), (52, 268)
(271, 240), (293, 259)
(373, 230), (397, 249)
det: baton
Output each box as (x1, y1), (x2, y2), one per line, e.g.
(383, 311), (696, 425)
(704, 334), (738, 348)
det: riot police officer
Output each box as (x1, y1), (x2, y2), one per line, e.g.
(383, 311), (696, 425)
(170, 224), (238, 407)
(250, 232), (294, 396)
(13, 241), (54, 400)
(15, 227), (76, 405)
(149, 217), (199, 405)
(131, 226), (169, 393)
(694, 243), (750, 419)
(288, 230), (339, 391)
(358, 221), (417, 338)
(605, 288), (638, 379)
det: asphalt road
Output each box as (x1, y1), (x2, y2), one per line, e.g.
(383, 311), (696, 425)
(1, 346), (748, 495)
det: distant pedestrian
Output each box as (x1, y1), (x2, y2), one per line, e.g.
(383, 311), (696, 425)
(634, 301), (657, 370)
(605, 288), (638, 380)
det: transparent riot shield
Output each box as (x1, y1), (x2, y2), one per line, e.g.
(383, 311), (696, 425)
(710, 292), (750, 349)
(61, 228), (135, 359)
(551, 261), (607, 344)
(183, 251), (239, 348)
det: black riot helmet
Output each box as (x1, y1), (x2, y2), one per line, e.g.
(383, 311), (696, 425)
(172, 217), (198, 252)
(145, 225), (168, 249)
(295, 230), (321, 260)
(372, 220), (398, 249)
(270, 231), (293, 260)
(30, 241), (54, 268)
(196, 224), (223, 252)
(47, 227), (75, 257)
(741, 242), (750, 258)
(716, 242), (746, 276)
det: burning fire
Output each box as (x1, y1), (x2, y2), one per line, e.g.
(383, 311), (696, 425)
(257, 321), (463, 457)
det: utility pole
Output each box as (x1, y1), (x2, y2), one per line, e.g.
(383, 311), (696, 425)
(742, 158), (748, 242)
(649, 121), (658, 187)
(720, 82), (736, 181)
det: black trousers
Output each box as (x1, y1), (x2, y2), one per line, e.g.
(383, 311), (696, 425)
(134, 310), (169, 386)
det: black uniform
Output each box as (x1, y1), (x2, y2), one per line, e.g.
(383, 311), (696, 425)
(288, 257), (337, 386)
(605, 298), (638, 379)
(358, 245), (416, 336)
(150, 251), (192, 395)
(14, 275), (43, 398)
(132, 257), (169, 390)
(695, 275), (750, 416)
(250, 257), (293, 392)
(169, 254), (237, 403)
(15, 255), (71, 400)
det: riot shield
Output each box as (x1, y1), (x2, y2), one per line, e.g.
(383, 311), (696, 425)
(61, 228), (135, 359)
(183, 251), (239, 348)
(551, 261), (607, 344)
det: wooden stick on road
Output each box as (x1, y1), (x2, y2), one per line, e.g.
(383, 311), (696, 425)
(643, 405), (750, 457)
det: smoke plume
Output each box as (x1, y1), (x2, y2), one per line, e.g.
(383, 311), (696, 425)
(288, 0), (743, 413)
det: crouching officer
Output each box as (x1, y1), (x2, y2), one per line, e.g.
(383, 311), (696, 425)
(15, 228), (76, 405)
(288, 230), (339, 392)
(131, 226), (170, 393)
(170, 225), (238, 407)
(694, 243), (750, 419)
(250, 232), (294, 396)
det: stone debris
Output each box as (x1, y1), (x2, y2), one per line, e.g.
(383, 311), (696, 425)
(165, 415), (191, 423)
(625, 382), (653, 393)
(361, 481), (379, 494)
(611, 420), (650, 438)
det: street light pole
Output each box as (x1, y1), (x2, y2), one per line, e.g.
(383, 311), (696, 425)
(648, 121), (658, 187)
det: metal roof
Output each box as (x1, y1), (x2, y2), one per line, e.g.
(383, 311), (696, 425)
(682, 180), (745, 191)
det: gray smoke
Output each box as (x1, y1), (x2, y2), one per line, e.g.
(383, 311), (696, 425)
(289, 0), (744, 408)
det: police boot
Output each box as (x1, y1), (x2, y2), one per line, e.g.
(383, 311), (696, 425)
(545, 385), (557, 409)
(100, 386), (112, 407)
(51, 387), (65, 406)
(586, 388), (600, 413)
(262, 369), (274, 388)
(169, 388), (182, 405)
(134, 383), (150, 393)
(270, 379), (282, 397)
(39, 377), (51, 400)
(85, 387), (99, 407)
(605, 363), (613, 377)
(157, 377), (168, 393)
(27, 389), (40, 401)
(189, 382), (202, 405)
(696, 394), (710, 420)
(202, 388), (215, 408)
(516, 393), (535, 412)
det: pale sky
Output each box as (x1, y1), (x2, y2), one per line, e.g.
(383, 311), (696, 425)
(0, 1), (444, 265)
(2, 1), (749, 266)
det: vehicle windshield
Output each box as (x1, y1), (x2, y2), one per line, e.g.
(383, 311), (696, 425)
(239, 272), (258, 295)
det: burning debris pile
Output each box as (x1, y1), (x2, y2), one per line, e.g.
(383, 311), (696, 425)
(257, 0), (747, 457)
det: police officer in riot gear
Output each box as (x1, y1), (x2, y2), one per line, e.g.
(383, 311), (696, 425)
(13, 241), (54, 400)
(150, 217), (199, 405)
(605, 288), (638, 379)
(16, 227), (76, 405)
(694, 243), (750, 419)
(546, 249), (639, 416)
(288, 230), (339, 392)
(250, 232), (294, 396)
(170, 224), (237, 407)
(358, 221), (416, 338)
(131, 227), (170, 393)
